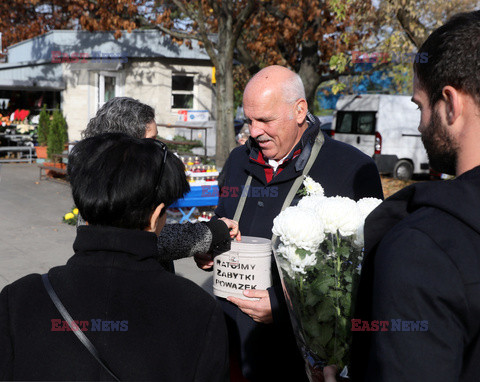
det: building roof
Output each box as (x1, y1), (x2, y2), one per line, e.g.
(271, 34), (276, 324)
(0, 30), (210, 90)
(7, 30), (210, 64)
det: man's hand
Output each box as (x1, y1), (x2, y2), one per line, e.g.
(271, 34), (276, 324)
(219, 217), (241, 241)
(323, 365), (338, 382)
(227, 289), (273, 324)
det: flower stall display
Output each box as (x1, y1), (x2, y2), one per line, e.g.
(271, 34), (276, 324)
(272, 177), (382, 380)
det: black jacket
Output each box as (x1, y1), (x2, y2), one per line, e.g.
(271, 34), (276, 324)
(0, 225), (229, 381)
(215, 117), (383, 381)
(352, 166), (480, 381)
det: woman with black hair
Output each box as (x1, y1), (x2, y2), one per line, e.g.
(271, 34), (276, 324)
(0, 133), (229, 381)
(81, 97), (239, 272)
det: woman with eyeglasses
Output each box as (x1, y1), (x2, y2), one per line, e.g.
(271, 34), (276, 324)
(0, 133), (229, 381)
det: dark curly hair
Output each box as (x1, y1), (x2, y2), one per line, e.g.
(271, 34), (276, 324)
(414, 11), (480, 107)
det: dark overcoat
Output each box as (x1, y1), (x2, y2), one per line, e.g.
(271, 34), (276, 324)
(215, 119), (384, 381)
(0, 225), (229, 381)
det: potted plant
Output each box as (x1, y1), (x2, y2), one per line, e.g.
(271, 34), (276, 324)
(35, 105), (49, 160)
(45, 109), (68, 174)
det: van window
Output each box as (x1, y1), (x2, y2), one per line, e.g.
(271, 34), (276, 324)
(335, 111), (376, 135)
(337, 113), (353, 133)
(358, 113), (375, 134)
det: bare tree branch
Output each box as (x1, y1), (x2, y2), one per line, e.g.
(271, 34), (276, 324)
(193, 0), (220, 68)
(171, 0), (196, 22)
(155, 24), (205, 42)
(233, 0), (256, 43)
(235, 35), (260, 75)
(396, 8), (428, 47)
(206, 0), (221, 16)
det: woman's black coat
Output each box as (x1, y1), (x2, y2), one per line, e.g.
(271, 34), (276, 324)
(0, 225), (229, 381)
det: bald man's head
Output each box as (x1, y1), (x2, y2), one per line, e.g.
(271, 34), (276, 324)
(244, 66), (306, 107)
(242, 66), (309, 160)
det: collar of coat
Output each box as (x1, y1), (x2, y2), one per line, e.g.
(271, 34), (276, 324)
(245, 112), (322, 185)
(71, 225), (161, 268)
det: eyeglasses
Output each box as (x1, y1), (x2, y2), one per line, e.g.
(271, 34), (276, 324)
(152, 139), (168, 181)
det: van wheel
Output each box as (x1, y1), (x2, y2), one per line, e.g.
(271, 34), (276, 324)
(394, 160), (414, 181)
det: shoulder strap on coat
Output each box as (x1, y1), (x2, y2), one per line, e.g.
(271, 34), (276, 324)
(42, 273), (121, 381)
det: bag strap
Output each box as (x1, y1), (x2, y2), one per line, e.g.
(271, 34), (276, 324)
(233, 174), (252, 223)
(271, 133), (324, 241)
(232, 131), (325, 239)
(42, 274), (121, 381)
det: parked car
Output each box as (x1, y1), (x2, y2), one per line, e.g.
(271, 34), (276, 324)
(332, 94), (429, 180)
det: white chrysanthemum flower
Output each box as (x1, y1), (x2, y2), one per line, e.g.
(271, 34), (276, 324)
(276, 243), (317, 274)
(313, 196), (362, 237)
(297, 194), (325, 210)
(303, 176), (325, 196)
(357, 197), (383, 220)
(273, 206), (325, 252)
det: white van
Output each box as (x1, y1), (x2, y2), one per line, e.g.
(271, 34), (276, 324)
(332, 94), (429, 180)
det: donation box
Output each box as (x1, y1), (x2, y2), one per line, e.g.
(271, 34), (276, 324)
(213, 236), (273, 300)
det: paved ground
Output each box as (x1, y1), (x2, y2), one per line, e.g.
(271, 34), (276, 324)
(0, 163), (213, 293)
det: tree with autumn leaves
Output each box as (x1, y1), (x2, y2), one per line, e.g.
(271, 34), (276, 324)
(0, 0), (139, 50)
(154, 0), (256, 166)
(1, 0), (476, 165)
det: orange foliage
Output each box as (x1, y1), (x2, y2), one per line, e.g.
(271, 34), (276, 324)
(0, 0), (143, 50)
(243, 0), (373, 73)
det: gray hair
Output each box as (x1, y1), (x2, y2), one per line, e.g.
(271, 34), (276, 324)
(82, 97), (155, 139)
(282, 72), (306, 105)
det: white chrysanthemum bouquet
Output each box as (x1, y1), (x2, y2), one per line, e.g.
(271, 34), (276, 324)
(272, 177), (382, 379)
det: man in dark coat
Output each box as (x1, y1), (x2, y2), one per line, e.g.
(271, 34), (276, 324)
(351, 11), (480, 382)
(196, 65), (384, 381)
(0, 134), (229, 381)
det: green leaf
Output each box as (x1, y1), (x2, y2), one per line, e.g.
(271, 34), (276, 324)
(296, 248), (309, 260)
(303, 317), (322, 338)
(305, 291), (322, 306)
(311, 275), (335, 295)
(327, 290), (343, 299)
(315, 299), (336, 322)
(317, 325), (334, 347)
(337, 245), (350, 259)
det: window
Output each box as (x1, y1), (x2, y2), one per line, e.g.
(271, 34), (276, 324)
(357, 113), (375, 134)
(97, 72), (123, 109)
(335, 111), (376, 134)
(172, 74), (194, 109)
(104, 76), (116, 103)
(338, 113), (353, 133)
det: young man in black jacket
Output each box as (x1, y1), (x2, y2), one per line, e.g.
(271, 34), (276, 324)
(352, 11), (480, 382)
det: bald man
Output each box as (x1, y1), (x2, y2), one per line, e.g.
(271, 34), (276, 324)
(197, 66), (384, 381)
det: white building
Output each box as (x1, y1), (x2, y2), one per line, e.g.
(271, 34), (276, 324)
(0, 30), (216, 154)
